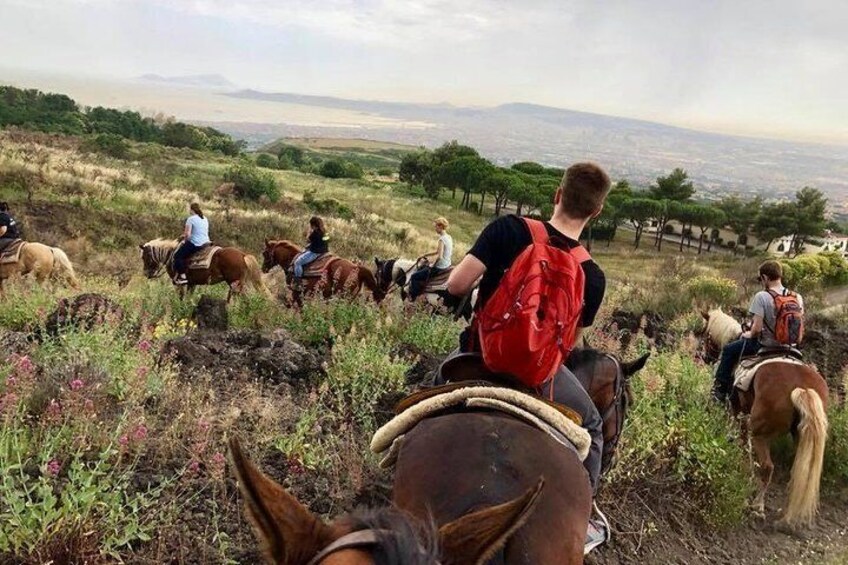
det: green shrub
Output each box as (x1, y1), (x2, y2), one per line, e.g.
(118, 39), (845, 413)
(254, 153), (278, 169)
(398, 314), (462, 355)
(223, 164), (280, 202)
(613, 353), (752, 527)
(303, 190), (354, 220)
(83, 133), (129, 159)
(319, 159), (363, 180)
(824, 405), (848, 486)
(684, 275), (737, 308)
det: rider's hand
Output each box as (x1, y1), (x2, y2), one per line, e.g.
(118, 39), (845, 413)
(741, 330), (752, 339)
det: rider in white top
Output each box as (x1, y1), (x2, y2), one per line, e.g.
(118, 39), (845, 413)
(409, 217), (453, 300)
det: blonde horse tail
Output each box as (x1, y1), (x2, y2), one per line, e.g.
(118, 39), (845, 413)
(243, 254), (271, 297)
(51, 248), (80, 289)
(783, 387), (828, 527)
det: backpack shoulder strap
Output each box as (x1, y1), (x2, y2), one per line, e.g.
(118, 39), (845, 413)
(570, 244), (592, 264)
(523, 218), (549, 244)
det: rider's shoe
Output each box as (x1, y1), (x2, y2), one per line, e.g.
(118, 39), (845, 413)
(584, 502), (611, 555)
(173, 274), (188, 286)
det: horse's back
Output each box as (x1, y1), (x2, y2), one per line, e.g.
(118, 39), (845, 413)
(750, 363), (828, 436)
(393, 412), (590, 564)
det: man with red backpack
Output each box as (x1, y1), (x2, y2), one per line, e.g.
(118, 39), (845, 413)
(712, 260), (805, 403)
(446, 162), (610, 500)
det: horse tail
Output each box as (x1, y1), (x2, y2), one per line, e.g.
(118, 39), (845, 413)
(51, 248), (80, 289)
(358, 265), (385, 302)
(243, 254), (271, 297)
(783, 387), (828, 526)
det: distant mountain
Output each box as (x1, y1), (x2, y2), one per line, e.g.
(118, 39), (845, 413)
(218, 90), (848, 214)
(138, 74), (236, 89)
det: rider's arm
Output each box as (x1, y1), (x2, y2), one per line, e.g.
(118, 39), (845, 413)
(447, 254), (485, 297)
(744, 314), (764, 339)
(183, 219), (192, 240)
(423, 240), (444, 261)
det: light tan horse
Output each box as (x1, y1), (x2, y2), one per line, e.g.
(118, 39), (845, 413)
(702, 309), (829, 527)
(0, 242), (80, 294)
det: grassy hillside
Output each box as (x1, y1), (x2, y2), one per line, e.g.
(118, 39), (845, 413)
(1, 128), (847, 564)
(259, 136), (418, 174)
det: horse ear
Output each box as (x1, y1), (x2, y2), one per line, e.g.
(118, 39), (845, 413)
(621, 352), (650, 378)
(439, 478), (544, 565)
(229, 437), (334, 564)
(139, 244), (145, 250)
(701, 310), (710, 321)
(264, 238), (270, 246)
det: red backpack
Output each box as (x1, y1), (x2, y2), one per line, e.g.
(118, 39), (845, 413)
(475, 218), (591, 389)
(768, 289), (804, 346)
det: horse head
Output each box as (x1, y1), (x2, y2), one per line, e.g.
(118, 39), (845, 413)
(262, 239), (301, 273)
(568, 349), (650, 473)
(373, 257), (396, 293)
(230, 437), (545, 565)
(139, 239), (175, 279)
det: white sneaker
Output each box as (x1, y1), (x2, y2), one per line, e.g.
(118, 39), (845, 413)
(174, 274), (188, 285)
(584, 502), (611, 555)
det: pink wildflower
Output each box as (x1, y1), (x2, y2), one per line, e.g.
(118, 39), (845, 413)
(197, 420), (210, 433)
(70, 379), (84, 391)
(0, 392), (18, 411)
(5, 375), (17, 388)
(132, 424), (148, 442)
(14, 355), (34, 376)
(46, 459), (61, 477)
(118, 435), (129, 447)
(46, 399), (62, 419)
(187, 460), (201, 474)
(211, 452), (225, 467)
(136, 366), (149, 379)
(137, 340), (152, 353)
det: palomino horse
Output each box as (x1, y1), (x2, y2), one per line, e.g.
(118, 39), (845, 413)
(0, 241), (79, 294)
(703, 310), (829, 526)
(139, 239), (269, 301)
(230, 437), (544, 565)
(373, 257), (475, 320)
(391, 349), (649, 564)
(262, 239), (385, 305)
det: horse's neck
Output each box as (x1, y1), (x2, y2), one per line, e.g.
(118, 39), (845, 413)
(394, 259), (418, 281)
(275, 244), (301, 267)
(150, 242), (177, 265)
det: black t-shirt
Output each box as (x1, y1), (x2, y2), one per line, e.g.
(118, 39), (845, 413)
(0, 212), (20, 239)
(307, 230), (329, 254)
(468, 214), (606, 328)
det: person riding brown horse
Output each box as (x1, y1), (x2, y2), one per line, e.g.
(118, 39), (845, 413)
(262, 238), (385, 305)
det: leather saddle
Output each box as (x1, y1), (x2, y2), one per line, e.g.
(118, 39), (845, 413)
(740, 345), (803, 363)
(422, 267), (453, 293)
(179, 242), (220, 270)
(292, 253), (337, 279)
(396, 353), (582, 425)
(0, 239), (25, 264)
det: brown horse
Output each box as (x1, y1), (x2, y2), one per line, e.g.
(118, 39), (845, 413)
(391, 349), (649, 564)
(702, 311), (829, 526)
(140, 238), (269, 301)
(229, 437), (544, 565)
(262, 239), (385, 305)
(0, 241), (80, 295)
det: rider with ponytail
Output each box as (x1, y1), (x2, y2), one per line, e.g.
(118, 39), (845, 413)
(173, 202), (210, 285)
(293, 216), (329, 281)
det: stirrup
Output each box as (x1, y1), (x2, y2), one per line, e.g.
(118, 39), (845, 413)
(584, 501), (611, 555)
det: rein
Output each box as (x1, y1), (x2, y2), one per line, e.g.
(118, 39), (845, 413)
(380, 259), (421, 296)
(306, 529), (440, 565)
(590, 354), (628, 472)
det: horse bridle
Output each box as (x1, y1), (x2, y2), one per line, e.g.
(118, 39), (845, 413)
(306, 529), (440, 565)
(377, 258), (422, 296)
(142, 244), (175, 279)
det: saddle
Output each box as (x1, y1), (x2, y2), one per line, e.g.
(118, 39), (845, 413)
(179, 242), (221, 270)
(0, 239), (25, 264)
(422, 267), (453, 293)
(294, 253), (337, 279)
(733, 348), (806, 392)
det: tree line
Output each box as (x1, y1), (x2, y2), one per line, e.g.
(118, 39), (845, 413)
(400, 141), (836, 256)
(0, 86), (243, 156)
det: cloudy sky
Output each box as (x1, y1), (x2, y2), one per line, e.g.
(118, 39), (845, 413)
(1, 0), (845, 143)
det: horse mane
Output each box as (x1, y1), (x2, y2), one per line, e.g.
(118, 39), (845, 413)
(706, 308), (742, 348)
(340, 506), (438, 565)
(565, 348), (608, 372)
(144, 238), (179, 250)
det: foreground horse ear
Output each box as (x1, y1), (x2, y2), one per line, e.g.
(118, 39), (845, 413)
(264, 238), (270, 246)
(621, 352), (650, 378)
(439, 478), (544, 565)
(229, 437), (334, 564)
(139, 244), (145, 250)
(701, 310), (710, 321)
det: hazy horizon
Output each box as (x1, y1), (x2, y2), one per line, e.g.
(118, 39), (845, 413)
(1, 0), (846, 145)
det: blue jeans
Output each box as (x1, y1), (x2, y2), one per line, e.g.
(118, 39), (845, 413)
(713, 337), (761, 397)
(173, 242), (202, 275)
(293, 251), (319, 278)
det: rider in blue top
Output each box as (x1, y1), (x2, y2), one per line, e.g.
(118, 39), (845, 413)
(173, 202), (210, 285)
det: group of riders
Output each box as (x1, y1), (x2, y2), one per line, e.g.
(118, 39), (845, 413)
(1, 161), (808, 552)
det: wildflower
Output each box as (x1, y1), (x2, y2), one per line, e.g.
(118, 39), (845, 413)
(132, 424), (148, 442)
(118, 435), (129, 447)
(138, 339), (152, 353)
(136, 366), (149, 379)
(187, 460), (201, 474)
(46, 459), (61, 477)
(46, 399), (62, 419)
(70, 379), (84, 391)
(211, 452), (225, 467)
(197, 419), (210, 433)
(13, 355), (34, 376)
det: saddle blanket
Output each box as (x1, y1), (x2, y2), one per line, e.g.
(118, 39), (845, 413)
(423, 267), (452, 293)
(0, 239), (25, 264)
(734, 356), (806, 391)
(185, 244), (221, 270)
(294, 253), (337, 278)
(371, 386), (591, 469)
